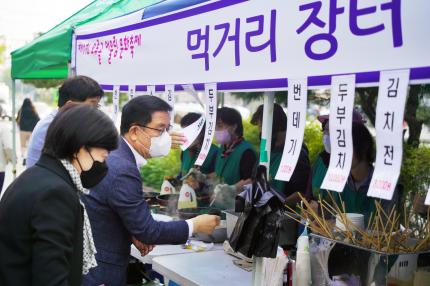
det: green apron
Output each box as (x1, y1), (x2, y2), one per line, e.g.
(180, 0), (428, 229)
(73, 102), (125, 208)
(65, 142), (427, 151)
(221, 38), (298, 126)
(215, 140), (256, 185)
(312, 153), (377, 225)
(180, 144), (219, 175)
(269, 151), (286, 193)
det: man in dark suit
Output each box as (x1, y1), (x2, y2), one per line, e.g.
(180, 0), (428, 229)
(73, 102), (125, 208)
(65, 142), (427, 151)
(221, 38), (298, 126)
(82, 96), (219, 286)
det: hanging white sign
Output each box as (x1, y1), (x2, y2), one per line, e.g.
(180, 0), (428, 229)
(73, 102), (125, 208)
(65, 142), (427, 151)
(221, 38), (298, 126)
(75, 0), (430, 89)
(164, 84), (175, 125)
(321, 75), (355, 192)
(368, 69), (410, 200)
(195, 83), (217, 166)
(180, 116), (206, 151)
(112, 85), (120, 122)
(275, 78), (307, 181)
(128, 85), (136, 101)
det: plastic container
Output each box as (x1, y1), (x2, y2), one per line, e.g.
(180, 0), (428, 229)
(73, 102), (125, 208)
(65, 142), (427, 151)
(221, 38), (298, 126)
(223, 210), (239, 239)
(310, 233), (430, 286)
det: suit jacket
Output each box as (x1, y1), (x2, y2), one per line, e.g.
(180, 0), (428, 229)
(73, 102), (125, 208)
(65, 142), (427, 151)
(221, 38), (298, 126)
(82, 138), (188, 286)
(0, 154), (83, 286)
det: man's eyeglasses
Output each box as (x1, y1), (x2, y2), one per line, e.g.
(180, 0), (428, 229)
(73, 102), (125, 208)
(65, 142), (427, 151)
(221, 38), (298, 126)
(134, 124), (172, 136)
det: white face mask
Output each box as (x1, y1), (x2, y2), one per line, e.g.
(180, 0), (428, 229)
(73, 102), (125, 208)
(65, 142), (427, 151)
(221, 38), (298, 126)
(138, 128), (172, 158)
(323, 134), (331, 154)
(149, 131), (172, 158)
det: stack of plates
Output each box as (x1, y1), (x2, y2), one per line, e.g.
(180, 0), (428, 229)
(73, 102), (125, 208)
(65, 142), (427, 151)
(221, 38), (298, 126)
(336, 213), (365, 231)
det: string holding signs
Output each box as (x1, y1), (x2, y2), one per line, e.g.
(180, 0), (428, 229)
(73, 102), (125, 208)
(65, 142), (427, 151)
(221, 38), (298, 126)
(112, 85), (120, 123)
(195, 83), (217, 166)
(128, 85), (136, 101)
(368, 69), (410, 200)
(275, 78), (307, 182)
(321, 75), (356, 193)
(164, 84), (175, 126)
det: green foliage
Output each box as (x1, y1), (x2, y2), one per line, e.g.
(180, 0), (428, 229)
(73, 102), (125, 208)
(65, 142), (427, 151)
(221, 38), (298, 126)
(243, 117), (324, 164)
(243, 119), (260, 150)
(304, 120), (324, 164)
(400, 144), (430, 195)
(22, 79), (63, 89)
(103, 92), (128, 106)
(231, 91), (286, 104)
(231, 90), (329, 106)
(0, 36), (5, 65)
(417, 89), (430, 127)
(140, 149), (181, 190)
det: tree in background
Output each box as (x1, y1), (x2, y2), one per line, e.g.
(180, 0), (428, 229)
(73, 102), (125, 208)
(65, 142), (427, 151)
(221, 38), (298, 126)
(0, 36), (6, 65)
(356, 85), (430, 148)
(234, 86), (430, 147)
(22, 79), (63, 89)
(232, 90), (328, 106)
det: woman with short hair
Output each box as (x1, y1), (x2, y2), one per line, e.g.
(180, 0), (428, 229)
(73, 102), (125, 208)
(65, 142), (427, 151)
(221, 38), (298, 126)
(0, 103), (118, 286)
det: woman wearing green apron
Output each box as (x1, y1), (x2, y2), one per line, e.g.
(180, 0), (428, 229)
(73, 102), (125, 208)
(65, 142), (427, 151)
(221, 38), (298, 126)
(212, 107), (257, 209)
(311, 113), (398, 225)
(311, 113), (400, 277)
(179, 113), (218, 177)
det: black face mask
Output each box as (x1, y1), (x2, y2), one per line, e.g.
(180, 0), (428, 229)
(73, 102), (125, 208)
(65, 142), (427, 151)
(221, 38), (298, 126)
(77, 149), (108, 188)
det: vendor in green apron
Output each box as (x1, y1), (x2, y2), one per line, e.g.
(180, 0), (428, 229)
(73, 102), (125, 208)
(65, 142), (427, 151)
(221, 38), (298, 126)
(179, 112), (218, 177)
(310, 111), (398, 225)
(251, 103), (311, 208)
(212, 107), (257, 209)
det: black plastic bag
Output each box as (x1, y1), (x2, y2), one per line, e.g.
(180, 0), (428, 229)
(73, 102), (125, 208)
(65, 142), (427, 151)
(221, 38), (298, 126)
(229, 165), (284, 258)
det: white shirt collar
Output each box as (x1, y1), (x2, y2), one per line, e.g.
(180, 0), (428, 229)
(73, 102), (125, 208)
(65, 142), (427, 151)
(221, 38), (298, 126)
(123, 137), (147, 168)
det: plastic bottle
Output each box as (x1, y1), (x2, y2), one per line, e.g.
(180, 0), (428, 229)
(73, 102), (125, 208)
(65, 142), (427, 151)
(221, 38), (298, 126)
(295, 226), (312, 286)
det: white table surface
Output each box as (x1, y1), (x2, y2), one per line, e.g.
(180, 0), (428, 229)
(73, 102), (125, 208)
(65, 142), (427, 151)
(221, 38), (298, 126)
(152, 250), (252, 286)
(130, 243), (224, 264)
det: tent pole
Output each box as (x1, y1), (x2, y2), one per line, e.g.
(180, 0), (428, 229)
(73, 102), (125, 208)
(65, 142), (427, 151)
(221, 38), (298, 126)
(252, 91), (274, 286)
(260, 91), (274, 172)
(11, 79), (17, 179)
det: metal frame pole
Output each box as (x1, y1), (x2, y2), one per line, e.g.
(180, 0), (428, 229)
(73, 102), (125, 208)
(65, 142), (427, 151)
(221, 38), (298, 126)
(11, 79), (17, 179)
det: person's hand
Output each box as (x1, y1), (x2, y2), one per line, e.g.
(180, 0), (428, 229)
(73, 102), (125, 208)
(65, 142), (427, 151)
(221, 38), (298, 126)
(132, 236), (155, 257)
(191, 214), (220, 234)
(169, 130), (186, 149)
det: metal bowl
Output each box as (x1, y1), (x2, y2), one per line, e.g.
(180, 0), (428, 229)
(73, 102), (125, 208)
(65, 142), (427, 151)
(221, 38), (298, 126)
(177, 207), (225, 220)
(143, 192), (160, 206)
(156, 194), (179, 214)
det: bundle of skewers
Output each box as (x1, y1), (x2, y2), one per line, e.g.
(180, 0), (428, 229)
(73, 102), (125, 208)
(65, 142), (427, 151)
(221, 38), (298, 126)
(284, 192), (430, 254)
